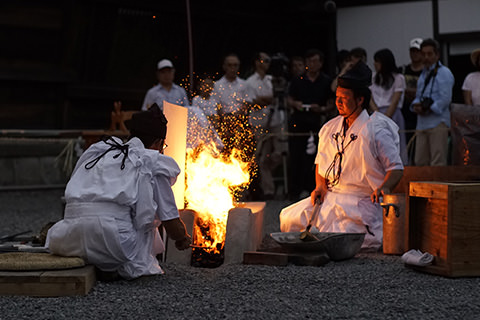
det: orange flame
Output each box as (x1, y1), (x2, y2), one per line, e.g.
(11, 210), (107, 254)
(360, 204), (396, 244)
(185, 144), (250, 253)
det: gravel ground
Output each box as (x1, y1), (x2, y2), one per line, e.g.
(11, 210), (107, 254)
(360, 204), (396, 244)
(1, 192), (480, 319)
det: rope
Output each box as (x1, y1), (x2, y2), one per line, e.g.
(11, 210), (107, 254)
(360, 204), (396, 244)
(84, 136), (129, 170)
(54, 137), (83, 177)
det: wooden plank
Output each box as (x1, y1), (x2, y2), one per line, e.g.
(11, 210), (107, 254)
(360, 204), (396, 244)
(409, 181), (449, 199)
(243, 251), (330, 267)
(0, 271), (44, 283)
(243, 251), (289, 266)
(0, 265), (96, 297)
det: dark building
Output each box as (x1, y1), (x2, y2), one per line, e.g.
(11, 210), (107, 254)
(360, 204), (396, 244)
(0, 0), (337, 130)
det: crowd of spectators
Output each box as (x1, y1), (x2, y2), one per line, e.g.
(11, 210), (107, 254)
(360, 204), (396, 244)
(138, 39), (480, 201)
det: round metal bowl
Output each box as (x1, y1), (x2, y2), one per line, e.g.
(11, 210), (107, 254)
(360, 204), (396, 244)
(270, 231), (365, 261)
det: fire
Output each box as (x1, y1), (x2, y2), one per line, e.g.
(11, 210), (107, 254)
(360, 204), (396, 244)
(185, 144), (250, 253)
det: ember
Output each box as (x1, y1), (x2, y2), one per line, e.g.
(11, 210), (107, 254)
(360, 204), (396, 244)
(191, 218), (224, 268)
(191, 247), (224, 268)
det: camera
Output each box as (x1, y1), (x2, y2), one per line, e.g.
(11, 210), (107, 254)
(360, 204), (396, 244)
(420, 97), (434, 111)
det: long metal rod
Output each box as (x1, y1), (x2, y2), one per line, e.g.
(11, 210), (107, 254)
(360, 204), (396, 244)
(186, 0), (194, 95)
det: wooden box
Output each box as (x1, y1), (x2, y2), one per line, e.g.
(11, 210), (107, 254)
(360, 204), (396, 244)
(408, 181), (480, 277)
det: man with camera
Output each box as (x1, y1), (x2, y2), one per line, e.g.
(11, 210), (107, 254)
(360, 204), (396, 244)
(410, 38), (454, 166)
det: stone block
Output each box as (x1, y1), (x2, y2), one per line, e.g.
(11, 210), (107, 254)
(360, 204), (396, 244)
(224, 202), (265, 264)
(164, 209), (194, 265)
(164, 202), (266, 266)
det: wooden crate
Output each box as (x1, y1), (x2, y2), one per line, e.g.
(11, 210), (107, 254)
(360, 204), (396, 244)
(408, 181), (480, 277)
(0, 265), (96, 296)
(392, 166), (480, 194)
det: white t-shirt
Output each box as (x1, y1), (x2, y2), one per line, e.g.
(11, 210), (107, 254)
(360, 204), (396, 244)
(191, 95), (218, 117)
(212, 76), (247, 114)
(141, 83), (189, 110)
(462, 71), (480, 106)
(245, 72), (274, 104)
(370, 73), (406, 109)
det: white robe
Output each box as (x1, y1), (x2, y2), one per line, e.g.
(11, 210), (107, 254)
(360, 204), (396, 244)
(280, 110), (404, 249)
(46, 137), (180, 279)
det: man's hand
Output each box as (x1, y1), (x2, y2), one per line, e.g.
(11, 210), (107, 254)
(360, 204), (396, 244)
(175, 235), (192, 250)
(310, 185), (327, 206)
(412, 103), (428, 115)
(162, 218), (192, 251)
(371, 169), (403, 203)
(371, 187), (390, 203)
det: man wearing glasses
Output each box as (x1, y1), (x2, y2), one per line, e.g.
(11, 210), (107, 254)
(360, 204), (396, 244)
(280, 62), (403, 250)
(46, 104), (191, 280)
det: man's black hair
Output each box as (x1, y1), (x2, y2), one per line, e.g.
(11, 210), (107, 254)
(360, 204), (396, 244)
(125, 103), (167, 148)
(350, 47), (367, 60)
(305, 48), (325, 62)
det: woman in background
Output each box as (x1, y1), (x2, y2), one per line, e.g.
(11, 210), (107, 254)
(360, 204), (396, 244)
(462, 48), (480, 106)
(370, 48), (408, 165)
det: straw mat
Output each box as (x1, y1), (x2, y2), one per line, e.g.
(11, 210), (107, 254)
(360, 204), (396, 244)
(0, 252), (85, 271)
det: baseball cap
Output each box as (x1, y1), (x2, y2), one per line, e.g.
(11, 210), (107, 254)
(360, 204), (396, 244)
(410, 38), (423, 50)
(157, 59), (174, 70)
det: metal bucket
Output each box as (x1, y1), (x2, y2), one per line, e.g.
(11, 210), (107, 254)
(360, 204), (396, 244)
(381, 193), (407, 255)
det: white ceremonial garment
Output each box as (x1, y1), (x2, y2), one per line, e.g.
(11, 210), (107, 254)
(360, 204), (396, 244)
(280, 110), (403, 249)
(46, 137), (180, 279)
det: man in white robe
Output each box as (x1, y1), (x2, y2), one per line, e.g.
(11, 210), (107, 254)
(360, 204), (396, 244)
(280, 62), (404, 249)
(46, 104), (191, 280)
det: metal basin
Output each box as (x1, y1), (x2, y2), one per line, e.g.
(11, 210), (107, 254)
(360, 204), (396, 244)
(270, 231), (365, 261)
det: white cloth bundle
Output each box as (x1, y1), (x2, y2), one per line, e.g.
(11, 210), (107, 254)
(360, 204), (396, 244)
(401, 249), (434, 266)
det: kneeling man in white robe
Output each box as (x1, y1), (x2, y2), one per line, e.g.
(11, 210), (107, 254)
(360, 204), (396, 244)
(46, 104), (191, 280)
(280, 62), (404, 250)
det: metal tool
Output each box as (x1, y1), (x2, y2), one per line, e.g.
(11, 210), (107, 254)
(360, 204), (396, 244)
(0, 230), (32, 243)
(189, 244), (211, 249)
(300, 198), (322, 242)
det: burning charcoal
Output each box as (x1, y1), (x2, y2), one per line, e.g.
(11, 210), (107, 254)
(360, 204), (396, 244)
(191, 247), (224, 268)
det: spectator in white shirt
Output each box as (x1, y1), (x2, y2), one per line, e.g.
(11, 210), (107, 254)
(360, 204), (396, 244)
(141, 59), (189, 111)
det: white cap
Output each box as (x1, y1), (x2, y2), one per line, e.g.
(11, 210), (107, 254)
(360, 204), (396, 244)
(157, 59), (174, 70)
(409, 38), (423, 50)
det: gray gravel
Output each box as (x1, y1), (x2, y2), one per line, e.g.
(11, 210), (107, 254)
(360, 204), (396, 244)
(1, 192), (480, 319)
